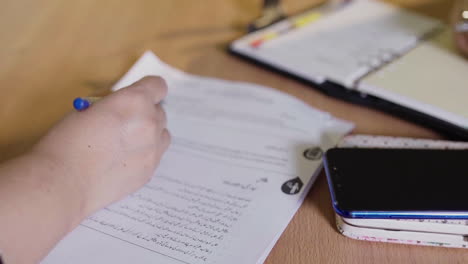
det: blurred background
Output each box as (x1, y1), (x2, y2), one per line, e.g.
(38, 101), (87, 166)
(0, 0), (464, 161)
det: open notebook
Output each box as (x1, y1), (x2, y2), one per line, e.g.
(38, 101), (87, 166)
(230, 0), (468, 139)
(358, 29), (468, 132)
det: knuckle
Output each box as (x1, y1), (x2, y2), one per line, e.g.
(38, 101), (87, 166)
(150, 149), (160, 161)
(141, 106), (166, 131)
(162, 129), (171, 147)
(158, 78), (168, 96)
(108, 95), (146, 122)
(148, 118), (160, 133)
(123, 90), (148, 109)
(146, 75), (167, 86)
(155, 105), (167, 124)
(141, 75), (163, 83)
(143, 76), (168, 97)
(104, 96), (135, 122)
(128, 88), (148, 101)
(127, 76), (168, 102)
(164, 129), (171, 140)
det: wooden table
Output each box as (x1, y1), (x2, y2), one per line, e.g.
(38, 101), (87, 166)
(1, 0), (466, 263)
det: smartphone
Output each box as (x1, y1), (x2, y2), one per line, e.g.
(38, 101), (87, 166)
(324, 148), (468, 219)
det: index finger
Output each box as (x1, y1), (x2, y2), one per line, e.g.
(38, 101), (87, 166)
(121, 76), (168, 104)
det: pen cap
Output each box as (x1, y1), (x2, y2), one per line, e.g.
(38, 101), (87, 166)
(73, 97), (91, 111)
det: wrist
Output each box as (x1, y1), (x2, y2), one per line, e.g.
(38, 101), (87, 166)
(26, 149), (90, 230)
(0, 150), (91, 263)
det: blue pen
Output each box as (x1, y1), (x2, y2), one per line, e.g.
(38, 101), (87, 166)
(73, 97), (102, 111)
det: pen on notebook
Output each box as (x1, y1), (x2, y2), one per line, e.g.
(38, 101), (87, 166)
(73, 96), (102, 111)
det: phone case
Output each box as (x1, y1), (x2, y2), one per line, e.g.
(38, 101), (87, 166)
(333, 135), (468, 248)
(343, 216), (468, 235)
(336, 214), (468, 248)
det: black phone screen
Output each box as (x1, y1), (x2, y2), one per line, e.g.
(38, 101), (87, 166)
(324, 148), (468, 213)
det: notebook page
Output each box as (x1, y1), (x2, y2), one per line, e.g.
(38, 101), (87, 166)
(42, 52), (353, 264)
(358, 29), (468, 129)
(231, 0), (441, 87)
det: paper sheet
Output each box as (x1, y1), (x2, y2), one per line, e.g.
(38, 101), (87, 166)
(42, 51), (353, 264)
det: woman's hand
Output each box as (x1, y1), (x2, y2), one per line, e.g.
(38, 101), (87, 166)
(0, 76), (171, 264)
(33, 76), (171, 218)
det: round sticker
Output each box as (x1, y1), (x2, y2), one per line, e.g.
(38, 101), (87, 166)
(281, 177), (303, 195)
(303, 147), (323, 160)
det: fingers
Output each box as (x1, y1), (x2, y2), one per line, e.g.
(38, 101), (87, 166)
(155, 104), (170, 155)
(154, 104), (167, 129)
(120, 76), (168, 104)
(159, 128), (171, 154)
(147, 128), (171, 169)
(126, 78), (169, 154)
(99, 76), (168, 123)
(155, 105), (169, 155)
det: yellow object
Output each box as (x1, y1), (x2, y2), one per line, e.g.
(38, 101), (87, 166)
(293, 12), (322, 28)
(264, 32), (279, 40)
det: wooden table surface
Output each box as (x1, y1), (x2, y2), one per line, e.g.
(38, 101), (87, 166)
(1, 0), (466, 263)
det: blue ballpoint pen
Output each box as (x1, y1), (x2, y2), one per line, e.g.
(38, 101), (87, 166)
(73, 97), (102, 111)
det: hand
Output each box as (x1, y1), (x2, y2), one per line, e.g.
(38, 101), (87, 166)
(32, 76), (170, 219)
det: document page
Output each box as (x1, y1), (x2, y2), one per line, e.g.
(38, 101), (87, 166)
(43, 52), (353, 264)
